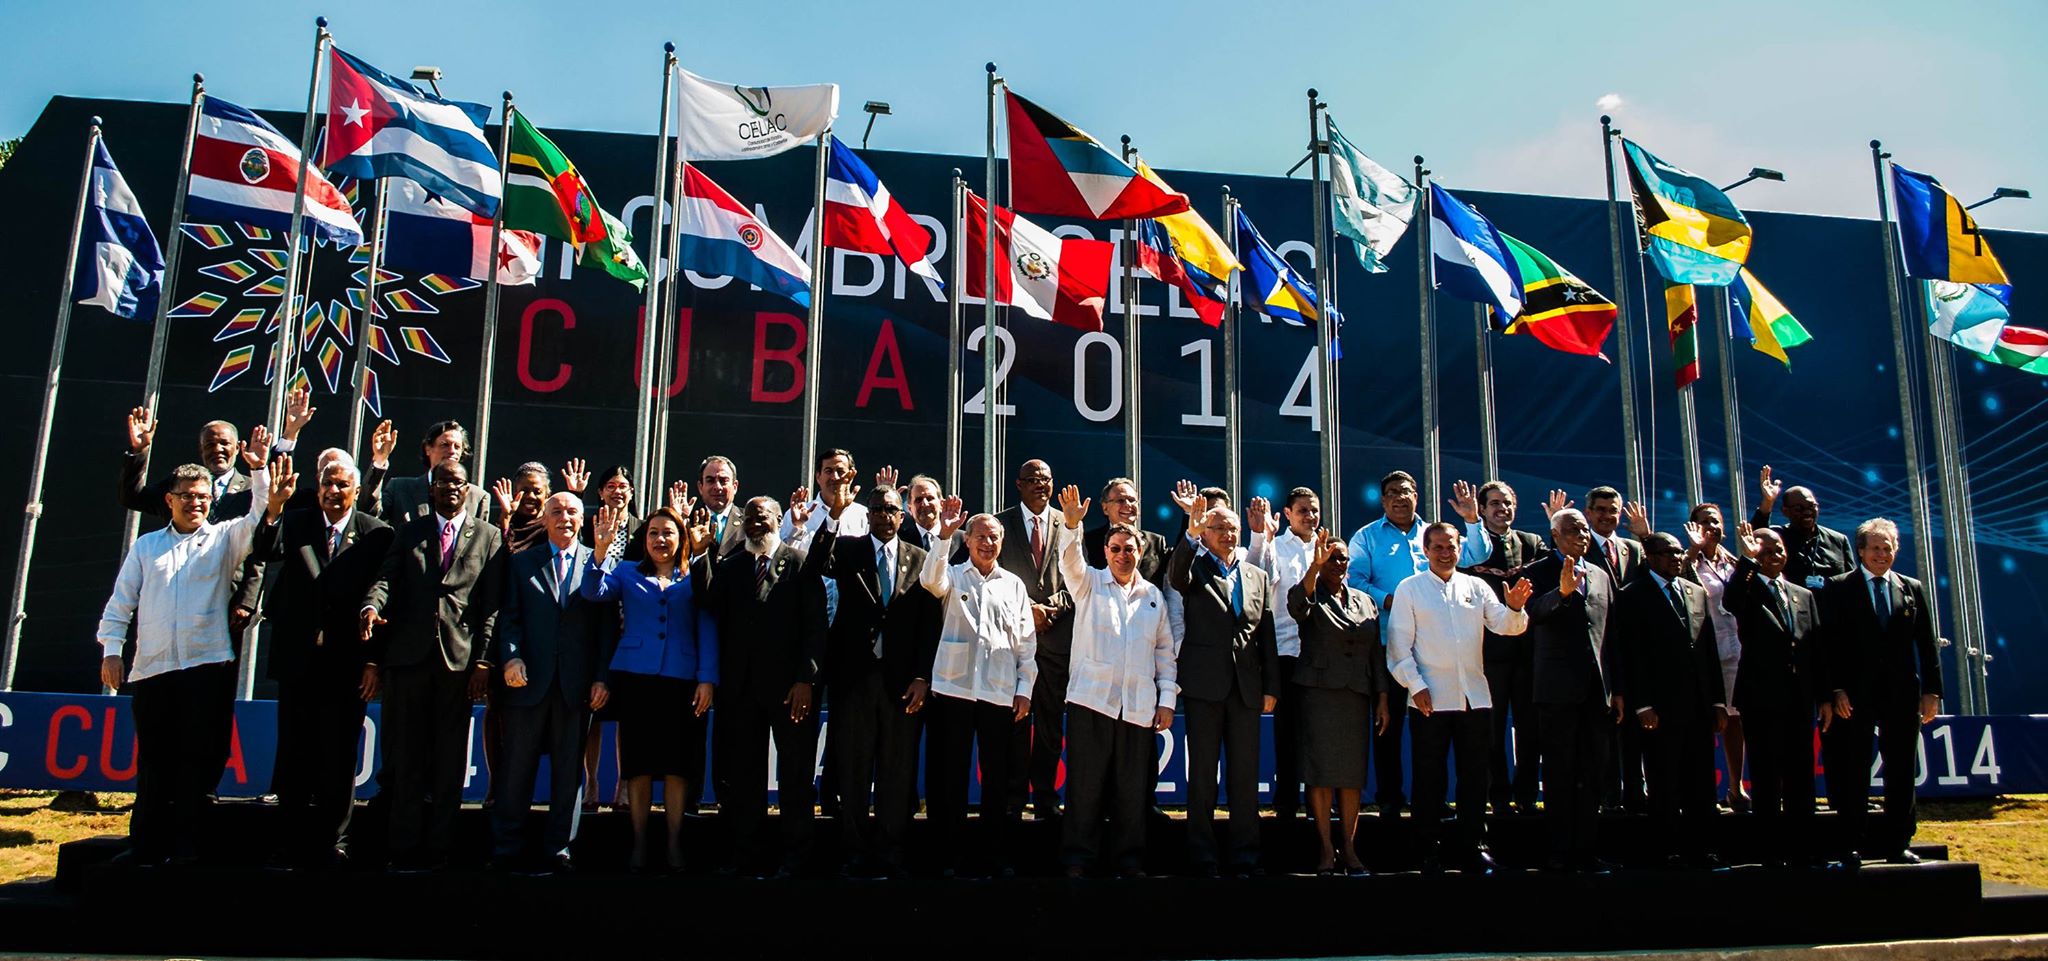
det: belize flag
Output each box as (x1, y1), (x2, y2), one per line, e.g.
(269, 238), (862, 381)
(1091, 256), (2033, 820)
(673, 164), (810, 308)
(822, 136), (939, 285)
(322, 48), (501, 219)
(188, 97), (362, 248)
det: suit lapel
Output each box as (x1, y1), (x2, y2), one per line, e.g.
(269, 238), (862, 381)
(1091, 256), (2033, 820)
(440, 520), (480, 585)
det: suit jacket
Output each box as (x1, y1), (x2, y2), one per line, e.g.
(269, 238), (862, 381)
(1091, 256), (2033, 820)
(1083, 524), (1171, 591)
(1817, 568), (1942, 713)
(1721, 557), (1820, 712)
(251, 508), (394, 682)
(363, 513), (506, 672)
(813, 529), (941, 694)
(1587, 533), (1646, 590)
(995, 504), (1075, 664)
(707, 503), (747, 560)
(1285, 582), (1384, 696)
(1167, 537), (1279, 708)
(495, 542), (612, 710)
(1747, 508), (1856, 589)
(1615, 574), (1724, 719)
(699, 543), (829, 707)
(374, 470), (491, 525)
(1462, 526), (1548, 662)
(1524, 553), (1618, 706)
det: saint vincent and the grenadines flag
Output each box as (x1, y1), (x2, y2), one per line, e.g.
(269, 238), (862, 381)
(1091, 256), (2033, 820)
(1005, 91), (1188, 221)
(502, 110), (646, 289)
(1729, 268), (1813, 367)
(1624, 139), (1752, 287)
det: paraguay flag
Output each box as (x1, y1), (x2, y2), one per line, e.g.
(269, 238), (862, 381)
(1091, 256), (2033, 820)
(822, 136), (940, 284)
(188, 97), (362, 248)
(74, 137), (164, 319)
(322, 48), (501, 219)
(674, 164), (810, 308)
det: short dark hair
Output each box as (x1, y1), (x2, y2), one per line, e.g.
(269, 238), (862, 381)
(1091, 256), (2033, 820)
(1422, 520), (1462, 548)
(816, 448), (855, 473)
(1587, 485), (1622, 505)
(514, 461), (550, 482)
(1689, 502), (1722, 523)
(1101, 476), (1136, 499)
(598, 465), (631, 487)
(699, 455), (736, 478)
(168, 463), (211, 487)
(865, 486), (903, 511)
(1105, 522), (1143, 552)
(1283, 487), (1318, 511)
(1199, 486), (1231, 508)
(1381, 471), (1417, 495)
(635, 507), (687, 576)
(419, 420), (467, 468)
(1478, 480), (1515, 507)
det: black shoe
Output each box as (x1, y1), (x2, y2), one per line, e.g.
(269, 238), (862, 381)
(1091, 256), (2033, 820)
(1837, 851), (1863, 871)
(262, 851), (301, 873)
(1118, 867), (1149, 879)
(1885, 850), (1924, 865)
(486, 856), (520, 873)
(1064, 865), (1087, 880)
(1465, 850), (1498, 875)
(1695, 854), (1729, 872)
(1231, 865), (1264, 879)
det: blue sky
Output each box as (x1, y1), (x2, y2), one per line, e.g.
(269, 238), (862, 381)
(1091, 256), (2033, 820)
(4, 0), (2044, 231)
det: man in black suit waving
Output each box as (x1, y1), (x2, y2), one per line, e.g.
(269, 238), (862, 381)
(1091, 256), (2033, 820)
(1524, 508), (1620, 872)
(1724, 524), (1822, 866)
(1817, 517), (1942, 866)
(253, 456), (393, 868)
(994, 459), (1073, 822)
(360, 460), (506, 872)
(1618, 532), (1727, 869)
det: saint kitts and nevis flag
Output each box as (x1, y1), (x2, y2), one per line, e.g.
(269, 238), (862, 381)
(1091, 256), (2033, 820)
(1429, 182), (1617, 359)
(964, 191), (1114, 331)
(501, 110), (646, 289)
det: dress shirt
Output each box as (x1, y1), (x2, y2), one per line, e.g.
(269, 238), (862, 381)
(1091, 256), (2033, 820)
(1457, 521), (1503, 568)
(920, 533), (1037, 706)
(1642, 569), (1726, 712)
(782, 499), (868, 543)
(322, 511), (353, 558)
(97, 469), (272, 682)
(1058, 535), (1177, 723)
(581, 557), (719, 681)
(870, 533), (899, 657)
(1385, 567), (1527, 711)
(1345, 516), (1428, 609)
(1591, 531), (1624, 572)
(438, 511), (468, 557)
(1690, 549), (1742, 664)
(1249, 527), (1317, 657)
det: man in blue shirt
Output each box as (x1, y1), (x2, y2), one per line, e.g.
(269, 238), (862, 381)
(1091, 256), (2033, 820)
(1345, 470), (1426, 815)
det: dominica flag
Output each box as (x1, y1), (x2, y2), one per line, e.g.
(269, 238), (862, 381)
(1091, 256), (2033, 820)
(1665, 282), (1700, 388)
(503, 110), (646, 289)
(1499, 233), (1615, 360)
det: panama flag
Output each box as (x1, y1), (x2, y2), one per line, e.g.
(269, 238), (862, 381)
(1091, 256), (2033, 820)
(964, 191), (1114, 331)
(322, 48), (501, 219)
(188, 97), (362, 248)
(1428, 183), (1523, 322)
(823, 136), (940, 284)
(380, 179), (540, 285)
(74, 137), (164, 319)
(673, 164), (810, 308)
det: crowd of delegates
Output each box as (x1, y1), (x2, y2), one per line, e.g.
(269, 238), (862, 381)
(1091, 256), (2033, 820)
(96, 388), (1946, 879)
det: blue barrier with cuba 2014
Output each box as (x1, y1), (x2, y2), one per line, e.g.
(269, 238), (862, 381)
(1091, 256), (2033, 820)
(0, 691), (2040, 802)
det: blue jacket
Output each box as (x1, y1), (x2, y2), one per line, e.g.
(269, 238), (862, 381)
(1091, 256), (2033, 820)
(495, 541), (610, 709)
(580, 557), (720, 683)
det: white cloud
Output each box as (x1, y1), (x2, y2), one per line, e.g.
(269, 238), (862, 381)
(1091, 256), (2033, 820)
(1596, 93), (1624, 112)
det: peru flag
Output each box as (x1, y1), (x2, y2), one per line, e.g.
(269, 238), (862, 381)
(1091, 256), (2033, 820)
(964, 191), (1113, 331)
(186, 97), (362, 247)
(822, 136), (939, 284)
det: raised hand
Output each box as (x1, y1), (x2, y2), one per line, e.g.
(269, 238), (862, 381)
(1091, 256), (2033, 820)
(937, 494), (967, 539)
(1558, 560), (1579, 597)
(875, 465), (900, 492)
(686, 506), (712, 556)
(1735, 521), (1760, 558)
(490, 478), (514, 518)
(592, 504), (620, 558)
(1758, 464), (1781, 508)
(1169, 479), (1200, 519)
(1683, 520), (1708, 550)
(666, 480), (696, 520)
(1544, 489), (1573, 520)
(1245, 496), (1272, 539)
(369, 420), (398, 466)
(1449, 479), (1480, 524)
(1622, 500), (1651, 539)
(240, 423), (272, 469)
(786, 486), (814, 528)
(125, 406), (156, 453)
(560, 457), (589, 494)
(821, 478), (861, 519)
(1311, 528), (1339, 569)
(267, 455), (297, 519)
(1506, 576), (1535, 610)
(283, 383), (316, 440)
(1057, 484), (1090, 529)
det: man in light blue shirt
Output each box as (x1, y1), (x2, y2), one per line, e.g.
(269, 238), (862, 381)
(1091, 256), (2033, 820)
(1344, 470), (1426, 815)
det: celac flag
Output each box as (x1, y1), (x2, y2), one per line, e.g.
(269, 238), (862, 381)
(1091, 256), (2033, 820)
(1326, 118), (1417, 274)
(1624, 139), (1751, 286)
(75, 137), (164, 319)
(503, 111), (646, 289)
(1925, 280), (2011, 354)
(1729, 268), (1814, 366)
(675, 68), (838, 161)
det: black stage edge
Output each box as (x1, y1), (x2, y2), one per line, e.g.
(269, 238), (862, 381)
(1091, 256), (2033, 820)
(2, 802), (2037, 960)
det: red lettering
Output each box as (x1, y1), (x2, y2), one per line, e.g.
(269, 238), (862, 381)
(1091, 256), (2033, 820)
(98, 707), (136, 780)
(751, 312), (806, 404)
(855, 318), (913, 410)
(516, 298), (575, 393)
(45, 705), (90, 779)
(632, 307), (692, 399)
(223, 716), (248, 785)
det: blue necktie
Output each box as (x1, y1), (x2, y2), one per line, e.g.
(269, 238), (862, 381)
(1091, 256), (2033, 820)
(877, 544), (893, 608)
(1871, 576), (1891, 630)
(1228, 562), (1244, 617)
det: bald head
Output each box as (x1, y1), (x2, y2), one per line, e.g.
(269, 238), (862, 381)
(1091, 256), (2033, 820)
(1015, 459), (1053, 513)
(542, 492), (583, 550)
(1551, 507), (1591, 561)
(1198, 506), (1241, 559)
(1782, 485), (1820, 533)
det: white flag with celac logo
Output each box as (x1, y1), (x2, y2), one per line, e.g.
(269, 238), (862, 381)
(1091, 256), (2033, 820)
(1327, 117), (1418, 274)
(675, 68), (839, 161)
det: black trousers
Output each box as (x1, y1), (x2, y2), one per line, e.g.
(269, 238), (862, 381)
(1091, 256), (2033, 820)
(926, 692), (1019, 872)
(1373, 640), (1408, 810)
(1021, 659), (1068, 816)
(1604, 716), (1649, 812)
(829, 663), (923, 868)
(1538, 698), (1611, 861)
(381, 663), (473, 863)
(490, 688), (589, 861)
(272, 668), (368, 859)
(714, 694), (820, 872)
(1643, 710), (1719, 858)
(128, 661), (236, 860)
(1822, 706), (1921, 858)
(1410, 707), (1491, 853)
(1744, 692), (1817, 859)
(1061, 706), (1153, 870)
(1270, 656), (1303, 818)
(1483, 638), (1539, 811)
(1183, 691), (1261, 869)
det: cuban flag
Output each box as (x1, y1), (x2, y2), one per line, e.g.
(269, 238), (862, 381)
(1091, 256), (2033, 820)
(822, 136), (939, 285)
(322, 48), (501, 219)
(1428, 182), (1522, 323)
(674, 164), (810, 308)
(188, 97), (362, 248)
(381, 179), (540, 285)
(74, 137), (164, 319)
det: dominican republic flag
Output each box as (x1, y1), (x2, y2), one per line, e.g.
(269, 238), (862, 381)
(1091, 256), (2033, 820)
(74, 137), (164, 318)
(322, 48), (501, 219)
(823, 136), (939, 284)
(674, 164), (810, 308)
(964, 191), (1114, 331)
(381, 179), (539, 286)
(1428, 183), (1522, 323)
(188, 97), (362, 248)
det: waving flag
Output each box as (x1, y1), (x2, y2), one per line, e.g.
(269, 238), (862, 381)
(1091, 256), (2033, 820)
(964, 191), (1113, 331)
(380, 179), (540, 285)
(1005, 91), (1187, 221)
(1429, 184), (1522, 322)
(1500, 232), (1614, 360)
(502, 111), (645, 289)
(1233, 207), (1319, 327)
(1130, 160), (1237, 327)
(74, 137), (164, 319)
(1624, 139), (1751, 286)
(674, 164), (810, 308)
(1327, 118), (1418, 274)
(1925, 280), (2011, 354)
(1729, 268), (1815, 366)
(823, 136), (939, 284)
(323, 48), (501, 218)
(675, 68), (838, 161)
(1666, 282), (1701, 388)
(188, 98), (362, 248)
(1892, 164), (2009, 286)
(1979, 325), (2048, 375)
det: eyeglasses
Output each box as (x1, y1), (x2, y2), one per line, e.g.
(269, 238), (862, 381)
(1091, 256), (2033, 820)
(171, 491), (212, 503)
(1105, 544), (1138, 555)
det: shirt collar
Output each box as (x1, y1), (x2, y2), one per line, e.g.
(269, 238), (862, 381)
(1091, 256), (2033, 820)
(871, 534), (896, 556)
(1861, 566), (1888, 584)
(438, 511), (466, 536)
(1649, 569), (1672, 591)
(325, 510), (353, 533)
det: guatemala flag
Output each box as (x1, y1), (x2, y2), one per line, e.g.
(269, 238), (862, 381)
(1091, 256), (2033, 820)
(74, 137), (164, 319)
(1429, 183), (1522, 323)
(822, 136), (940, 285)
(321, 48), (501, 219)
(675, 164), (810, 308)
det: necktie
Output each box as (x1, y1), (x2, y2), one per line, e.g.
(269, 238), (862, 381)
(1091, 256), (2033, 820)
(877, 544), (894, 607)
(1606, 538), (1620, 572)
(1667, 579), (1686, 619)
(439, 522), (457, 572)
(714, 512), (727, 546)
(756, 554), (771, 593)
(326, 525), (342, 562)
(1871, 576), (1891, 630)
(1228, 561), (1244, 617)
(1030, 515), (1045, 568)
(554, 551), (571, 604)
(1767, 578), (1792, 627)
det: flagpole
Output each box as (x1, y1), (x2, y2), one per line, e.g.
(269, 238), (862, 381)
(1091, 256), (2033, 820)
(268, 17), (332, 437)
(3, 118), (103, 691)
(633, 44), (675, 516)
(1918, 280), (1981, 712)
(1306, 89), (1335, 528)
(1869, 141), (1943, 642)
(1118, 135), (1143, 495)
(799, 130), (831, 484)
(124, 75), (206, 554)
(1677, 286), (1705, 508)
(466, 92), (516, 484)
(983, 63), (1002, 513)
(652, 72), (687, 492)
(1600, 116), (1646, 508)
(347, 179), (390, 456)
(1715, 288), (1746, 518)
(1222, 186), (1243, 507)
(946, 170), (966, 496)
(1475, 303), (1498, 481)
(1414, 155), (1440, 517)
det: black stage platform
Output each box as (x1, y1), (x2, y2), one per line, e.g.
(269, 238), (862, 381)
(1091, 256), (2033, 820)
(2, 802), (2041, 960)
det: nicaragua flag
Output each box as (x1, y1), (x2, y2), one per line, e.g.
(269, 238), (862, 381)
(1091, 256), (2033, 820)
(675, 164), (810, 308)
(189, 97), (362, 248)
(75, 137), (164, 319)
(1428, 183), (1522, 322)
(822, 136), (940, 285)
(322, 48), (501, 219)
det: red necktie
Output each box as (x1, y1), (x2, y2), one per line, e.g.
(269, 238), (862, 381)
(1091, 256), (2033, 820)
(439, 522), (457, 572)
(1606, 538), (1619, 572)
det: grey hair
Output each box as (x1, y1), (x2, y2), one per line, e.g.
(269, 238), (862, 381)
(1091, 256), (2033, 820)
(749, 495), (783, 517)
(1551, 507), (1588, 532)
(1854, 517), (1900, 551)
(701, 454), (737, 477)
(965, 512), (1002, 538)
(907, 473), (941, 493)
(198, 420), (238, 442)
(320, 459), (361, 486)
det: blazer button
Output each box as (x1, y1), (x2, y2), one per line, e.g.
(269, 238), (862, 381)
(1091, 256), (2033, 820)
(659, 615), (667, 623)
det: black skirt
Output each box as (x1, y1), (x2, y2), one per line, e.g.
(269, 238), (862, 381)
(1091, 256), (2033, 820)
(1296, 686), (1370, 789)
(607, 671), (708, 781)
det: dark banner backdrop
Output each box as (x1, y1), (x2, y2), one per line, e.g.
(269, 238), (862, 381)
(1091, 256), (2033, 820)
(2, 96), (2042, 710)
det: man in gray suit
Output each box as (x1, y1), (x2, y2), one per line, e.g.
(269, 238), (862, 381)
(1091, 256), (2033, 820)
(1524, 508), (1621, 873)
(697, 454), (746, 560)
(361, 460), (506, 872)
(992, 459), (1073, 821)
(370, 419), (490, 523)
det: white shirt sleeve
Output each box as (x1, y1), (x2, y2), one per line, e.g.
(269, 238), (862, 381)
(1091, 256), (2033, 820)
(1058, 530), (1092, 603)
(1153, 597), (1179, 710)
(1386, 579), (1423, 695)
(920, 534), (956, 597)
(96, 542), (145, 657)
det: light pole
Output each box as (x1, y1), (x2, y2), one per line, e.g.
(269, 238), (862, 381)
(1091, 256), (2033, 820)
(861, 101), (891, 149)
(1713, 167), (1784, 520)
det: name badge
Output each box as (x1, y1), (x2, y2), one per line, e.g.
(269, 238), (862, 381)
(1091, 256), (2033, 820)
(1805, 575), (1825, 590)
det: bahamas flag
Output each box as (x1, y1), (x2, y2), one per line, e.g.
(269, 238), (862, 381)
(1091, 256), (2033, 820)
(1892, 164), (2009, 286)
(1234, 207), (1318, 327)
(1729, 268), (1814, 367)
(1624, 140), (1752, 286)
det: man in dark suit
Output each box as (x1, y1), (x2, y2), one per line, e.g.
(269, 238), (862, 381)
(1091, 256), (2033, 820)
(901, 473), (946, 552)
(370, 419), (490, 523)
(700, 495), (829, 878)
(1618, 532), (1727, 868)
(252, 457), (393, 868)
(1167, 480), (1279, 877)
(1724, 525), (1822, 866)
(993, 459), (1073, 821)
(1582, 485), (1648, 814)
(360, 460), (506, 872)
(1525, 508), (1620, 872)
(1452, 479), (1549, 816)
(1751, 465), (1855, 592)
(1817, 517), (1942, 866)
(697, 454), (746, 561)
(811, 483), (940, 877)
(492, 492), (610, 874)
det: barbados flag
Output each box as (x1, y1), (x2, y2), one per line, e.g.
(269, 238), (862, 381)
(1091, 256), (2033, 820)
(674, 164), (810, 308)
(1623, 140), (1751, 287)
(1892, 164), (2009, 286)
(1233, 207), (1318, 327)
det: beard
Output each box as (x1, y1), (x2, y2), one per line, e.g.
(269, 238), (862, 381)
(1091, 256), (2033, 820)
(745, 532), (781, 557)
